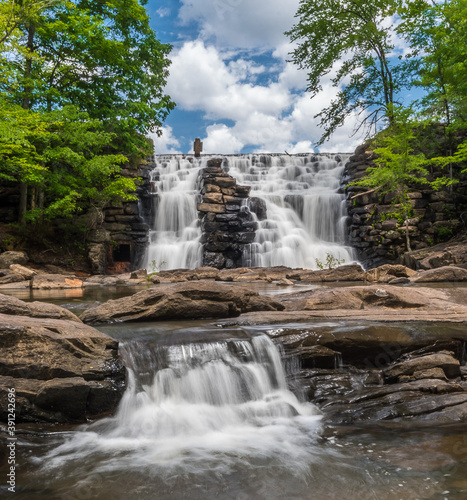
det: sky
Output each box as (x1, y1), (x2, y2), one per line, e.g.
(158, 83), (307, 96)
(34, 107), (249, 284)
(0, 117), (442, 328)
(145, 0), (366, 155)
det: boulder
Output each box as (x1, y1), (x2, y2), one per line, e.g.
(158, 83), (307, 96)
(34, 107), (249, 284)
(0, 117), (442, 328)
(383, 351), (461, 382)
(31, 273), (84, 289)
(130, 268), (147, 279)
(0, 251), (28, 268)
(0, 272), (25, 285)
(80, 281), (285, 324)
(0, 309), (125, 423)
(365, 264), (416, 283)
(411, 266), (467, 282)
(9, 264), (37, 280)
(277, 278), (294, 286)
(0, 293), (81, 322)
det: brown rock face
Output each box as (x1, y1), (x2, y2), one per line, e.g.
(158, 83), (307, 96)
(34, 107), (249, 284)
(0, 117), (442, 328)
(0, 299), (125, 423)
(80, 281), (284, 324)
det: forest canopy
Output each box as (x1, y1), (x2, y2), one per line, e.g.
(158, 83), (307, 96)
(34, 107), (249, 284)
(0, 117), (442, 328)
(0, 0), (175, 223)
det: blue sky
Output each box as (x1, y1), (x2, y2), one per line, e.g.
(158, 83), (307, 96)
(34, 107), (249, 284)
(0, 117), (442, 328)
(145, 0), (367, 155)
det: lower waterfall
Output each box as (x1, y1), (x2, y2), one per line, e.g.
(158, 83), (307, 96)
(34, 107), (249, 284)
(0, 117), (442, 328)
(40, 335), (322, 486)
(144, 153), (356, 270)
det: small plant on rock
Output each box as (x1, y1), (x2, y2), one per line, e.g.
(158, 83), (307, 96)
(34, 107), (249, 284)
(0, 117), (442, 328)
(315, 253), (345, 270)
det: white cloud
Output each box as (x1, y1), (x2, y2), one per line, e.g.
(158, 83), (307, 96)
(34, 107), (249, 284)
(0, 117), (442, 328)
(202, 123), (245, 153)
(178, 0), (300, 50)
(156, 7), (170, 18)
(166, 40), (292, 122)
(148, 126), (183, 154)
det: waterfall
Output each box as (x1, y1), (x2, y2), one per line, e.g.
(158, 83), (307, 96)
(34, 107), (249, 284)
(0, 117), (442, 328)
(42, 335), (322, 478)
(144, 156), (204, 271)
(144, 153), (356, 270)
(226, 154), (356, 268)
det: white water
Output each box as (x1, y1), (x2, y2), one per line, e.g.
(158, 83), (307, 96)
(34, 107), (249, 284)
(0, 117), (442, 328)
(144, 154), (356, 270)
(226, 154), (356, 268)
(41, 335), (322, 478)
(144, 156), (204, 271)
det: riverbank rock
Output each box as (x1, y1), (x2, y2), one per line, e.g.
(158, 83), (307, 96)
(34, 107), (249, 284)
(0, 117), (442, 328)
(0, 251), (28, 268)
(411, 266), (467, 282)
(270, 323), (467, 426)
(32, 273), (84, 289)
(0, 293), (81, 322)
(80, 281), (285, 324)
(0, 297), (125, 423)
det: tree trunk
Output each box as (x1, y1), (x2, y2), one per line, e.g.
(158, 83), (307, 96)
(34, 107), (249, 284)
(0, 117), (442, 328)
(18, 23), (35, 223)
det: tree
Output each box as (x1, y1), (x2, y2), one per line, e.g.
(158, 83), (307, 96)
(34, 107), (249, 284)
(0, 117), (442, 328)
(0, 0), (175, 223)
(0, 101), (139, 222)
(286, 0), (415, 145)
(1, 0), (175, 153)
(352, 107), (454, 251)
(398, 0), (467, 130)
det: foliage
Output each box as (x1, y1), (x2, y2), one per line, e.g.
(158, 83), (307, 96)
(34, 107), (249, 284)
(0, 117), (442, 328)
(0, 0), (174, 227)
(286, 0), (415, 145)
(315, 253), (345, 270)
(0, 101), (140, 221)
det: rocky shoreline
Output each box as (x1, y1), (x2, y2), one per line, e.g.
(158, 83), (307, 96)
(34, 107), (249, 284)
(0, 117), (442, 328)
(0, 252), (466, 427)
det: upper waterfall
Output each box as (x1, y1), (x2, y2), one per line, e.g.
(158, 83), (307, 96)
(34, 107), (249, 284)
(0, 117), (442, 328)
(144, 153), (356, 270)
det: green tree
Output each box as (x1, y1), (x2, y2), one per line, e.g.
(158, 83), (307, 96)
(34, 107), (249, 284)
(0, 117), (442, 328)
(0, 101), (138, 222)
(352, 107), (454, 251)
(399, 0), (467, 130)
(0, 0), (174, 223)
(286, 0), (415, 145)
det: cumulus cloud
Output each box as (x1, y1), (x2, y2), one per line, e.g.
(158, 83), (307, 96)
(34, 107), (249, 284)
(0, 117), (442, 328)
(166, 40), (292, 122)
(148, 126), (183, 154)
(178, 0), (300, 50)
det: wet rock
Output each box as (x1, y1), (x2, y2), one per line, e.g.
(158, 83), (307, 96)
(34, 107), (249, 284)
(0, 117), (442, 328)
(0, 251), (28, 268)
(411, 266), (467, 282)
(80, 281), (284, 324)
(383, 351), (461, 382)
(0, 303), (125, 423)
(0, 293), (81, 322)
(32, 274), (84, 289)
(320, 379), (467, 425)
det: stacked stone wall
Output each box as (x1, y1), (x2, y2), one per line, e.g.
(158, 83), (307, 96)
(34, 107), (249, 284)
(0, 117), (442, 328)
(345, 145), (467, 268)
(197, 158), (257, 268)
(88, 163), (153, 274)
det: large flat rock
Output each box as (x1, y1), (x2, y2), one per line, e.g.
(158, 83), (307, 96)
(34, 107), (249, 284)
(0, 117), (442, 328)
(0, 300), (125, 423)
(0, 293), (81, 322)
(80, 281), (285, 324)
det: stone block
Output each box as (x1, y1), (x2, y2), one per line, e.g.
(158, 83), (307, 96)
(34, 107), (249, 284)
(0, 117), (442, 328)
(203, 192), (224, 204)
(197, 203), (226, 214)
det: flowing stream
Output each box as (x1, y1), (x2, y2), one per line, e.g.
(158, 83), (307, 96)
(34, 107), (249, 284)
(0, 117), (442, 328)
(9, 315), (467, 500)
(144, 154), (356, 270)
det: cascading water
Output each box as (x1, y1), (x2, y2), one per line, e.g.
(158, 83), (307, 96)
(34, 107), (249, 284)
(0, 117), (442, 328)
(144, 153), (356, 270)
(144, 156), (204, 270)
(39, 335), (322, 497)
(226, 154), (356, 268)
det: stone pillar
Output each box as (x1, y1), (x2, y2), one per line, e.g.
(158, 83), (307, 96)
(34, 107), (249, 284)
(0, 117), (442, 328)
(197, 158), (256, 268)
(194, 138), (203, 157)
